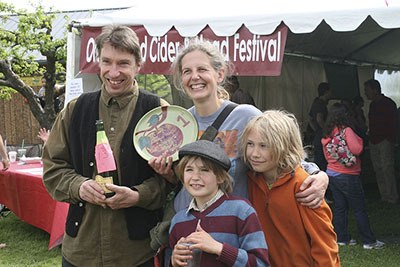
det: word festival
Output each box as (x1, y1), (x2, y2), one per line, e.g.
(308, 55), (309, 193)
(141, 32), (282, 64)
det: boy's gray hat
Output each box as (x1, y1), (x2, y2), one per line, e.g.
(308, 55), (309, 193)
(179, 140), (231, 171)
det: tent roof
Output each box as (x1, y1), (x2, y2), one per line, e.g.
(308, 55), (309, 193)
(73, 0), (400, 70)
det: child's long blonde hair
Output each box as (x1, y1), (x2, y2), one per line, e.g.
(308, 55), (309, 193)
(175, 155), (234, 194)
(240, 109), (304, 177)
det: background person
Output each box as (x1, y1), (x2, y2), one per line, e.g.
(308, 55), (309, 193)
(0, 133), (9, 249)
(0, 134), (9, 171)
(364, 79), (399, 204)
(38, 75), (66, 113)
(322, 102), (384, 249)
(37, 128), (50, 144)
(241, 109), (340, 267)
(169, 140), (269, 267)
(351, 96), (368, 145)
(37, 76), (47, 108)
(224, 75), (256, 106)
(308, 82), (333, 171)
(42, 25), (169, 267)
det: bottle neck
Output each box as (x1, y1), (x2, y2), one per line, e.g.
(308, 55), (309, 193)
(96, 130), (109, 145)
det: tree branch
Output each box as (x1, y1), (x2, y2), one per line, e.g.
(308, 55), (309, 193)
(0, 79), (13, 88)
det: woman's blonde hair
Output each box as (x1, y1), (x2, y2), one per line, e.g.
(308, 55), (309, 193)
(175, 155), (234, 194)
(171, 39), (233, 100)
(240, 109), (304, 176)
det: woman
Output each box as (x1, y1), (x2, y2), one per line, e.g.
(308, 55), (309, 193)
(322, 102), (384, 249)
(150, 40), (328, 209)
(148, 40), (329, 265)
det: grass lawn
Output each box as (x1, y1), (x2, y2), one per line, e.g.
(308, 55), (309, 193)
(0, 212), (61, 266)
(336, 185), (400, 267)
(0, 182), (399, 266)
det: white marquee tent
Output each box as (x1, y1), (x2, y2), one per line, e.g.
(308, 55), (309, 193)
(67, 0), (400, 128)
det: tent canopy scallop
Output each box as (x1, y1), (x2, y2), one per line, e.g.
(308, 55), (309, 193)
(74, 0), (400, 36)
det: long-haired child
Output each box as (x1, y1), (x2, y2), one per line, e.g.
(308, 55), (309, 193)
(240, 109), (340, 267)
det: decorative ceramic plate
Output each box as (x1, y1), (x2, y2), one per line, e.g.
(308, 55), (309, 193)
(133, 105), (198, 161)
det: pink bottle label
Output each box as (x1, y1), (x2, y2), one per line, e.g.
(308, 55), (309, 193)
(95, 143), (116, 173)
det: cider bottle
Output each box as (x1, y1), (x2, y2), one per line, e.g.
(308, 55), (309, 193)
(95, 120), (117, 197)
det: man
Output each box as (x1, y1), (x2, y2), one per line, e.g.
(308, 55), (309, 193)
(224, 75), (256, 106)
(308, 82), (332, 171)
(38, 75), (66, 113)
(37, 76), (46, 108)
(364, 79), (399, 204)
(43, 25), (169, 267)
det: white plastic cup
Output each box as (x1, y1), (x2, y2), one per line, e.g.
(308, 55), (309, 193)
(8, 151), (17, 163)
(180, 242), (202, 267)
(17, 148), (27, 159)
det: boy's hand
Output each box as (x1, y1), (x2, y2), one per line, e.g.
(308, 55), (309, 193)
(186, 223), (223, 256)
(171, 237), (193, 267)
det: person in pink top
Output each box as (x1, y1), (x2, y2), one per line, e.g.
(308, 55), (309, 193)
(322, 102), (384, 249)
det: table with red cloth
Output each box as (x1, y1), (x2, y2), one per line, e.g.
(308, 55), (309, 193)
(0, 161), (68, 249)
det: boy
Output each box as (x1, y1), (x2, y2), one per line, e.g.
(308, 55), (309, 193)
(169, 140), (269, 267)
(241, 110), (340, 267)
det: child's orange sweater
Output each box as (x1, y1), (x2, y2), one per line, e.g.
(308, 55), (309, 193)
(248, 167), (340, 267)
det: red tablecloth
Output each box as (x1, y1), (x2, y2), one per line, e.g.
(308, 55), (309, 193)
(0, 161), (68, 249)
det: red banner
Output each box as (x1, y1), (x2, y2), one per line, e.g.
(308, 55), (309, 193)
(80, 24), (287, 76)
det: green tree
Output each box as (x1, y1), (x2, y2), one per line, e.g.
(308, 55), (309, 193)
(0, 2), (66, 130)
(137, 74), (173, 104)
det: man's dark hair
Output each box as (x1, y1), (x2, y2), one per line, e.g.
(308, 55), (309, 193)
(95, 25), (142, 65)
(318, 82), (330, 96)
(364, 79), (381, 93)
